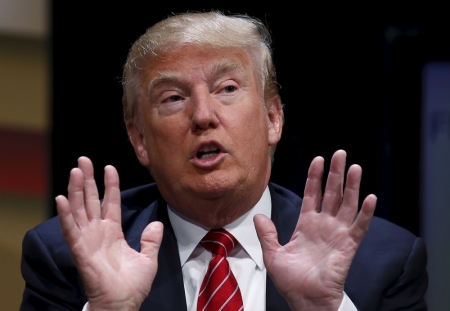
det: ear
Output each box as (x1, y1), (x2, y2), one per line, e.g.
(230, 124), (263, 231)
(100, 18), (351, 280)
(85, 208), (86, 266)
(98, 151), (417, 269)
(126, 120), (151, 167)
(266, 96), (283, 146)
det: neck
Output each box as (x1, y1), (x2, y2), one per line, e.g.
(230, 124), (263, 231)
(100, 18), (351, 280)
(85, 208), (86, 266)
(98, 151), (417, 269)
(163, 181), (269, 228)
(159, 158), (273, 228)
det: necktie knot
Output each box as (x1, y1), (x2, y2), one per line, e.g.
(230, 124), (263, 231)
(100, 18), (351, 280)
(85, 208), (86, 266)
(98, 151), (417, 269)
(200, 228), (237, 257)
(197, 228), (244, 311)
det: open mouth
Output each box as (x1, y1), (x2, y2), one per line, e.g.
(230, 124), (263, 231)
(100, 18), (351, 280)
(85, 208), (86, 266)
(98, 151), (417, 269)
(196, 143), (221, 160)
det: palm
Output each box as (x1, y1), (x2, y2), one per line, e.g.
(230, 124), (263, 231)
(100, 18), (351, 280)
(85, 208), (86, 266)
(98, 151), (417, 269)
(69, 219), (157, 306)
(264, 211), (361, 301)
(56, 157), (163, 311)
(255, 150), (376, 310)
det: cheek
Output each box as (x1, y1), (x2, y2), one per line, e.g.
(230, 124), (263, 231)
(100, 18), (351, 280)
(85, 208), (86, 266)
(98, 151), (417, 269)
(142, 126), (176, 163)
(222, 94), (266, 127)
(228, 108), (269, 154)
(145, 113), (189, 143)
(243, 106), (269, 137)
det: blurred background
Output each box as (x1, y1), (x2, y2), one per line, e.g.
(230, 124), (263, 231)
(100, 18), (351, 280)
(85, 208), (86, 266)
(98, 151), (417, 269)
(1, 1), (449, 310)
(0, 0), (49, 309)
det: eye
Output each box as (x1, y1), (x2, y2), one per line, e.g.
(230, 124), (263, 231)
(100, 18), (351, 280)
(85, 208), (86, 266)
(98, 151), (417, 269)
(162, 95), (182, 103)
(223, 85), (237, 93)
(168, 95), (182, 102)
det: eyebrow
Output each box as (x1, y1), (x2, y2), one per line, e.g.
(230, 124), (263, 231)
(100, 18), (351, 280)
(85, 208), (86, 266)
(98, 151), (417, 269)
(146, 58), (249, 96)
(207, 58), (248, 79)
(147, 71), (184, 95)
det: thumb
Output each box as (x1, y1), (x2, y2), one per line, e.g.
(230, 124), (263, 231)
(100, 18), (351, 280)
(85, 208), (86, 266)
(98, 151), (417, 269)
(140, 221), (164, 259)
(254, 214), (281, 257)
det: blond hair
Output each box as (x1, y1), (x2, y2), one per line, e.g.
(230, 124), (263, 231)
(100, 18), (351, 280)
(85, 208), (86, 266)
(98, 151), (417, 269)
(122, 11), (279, 124)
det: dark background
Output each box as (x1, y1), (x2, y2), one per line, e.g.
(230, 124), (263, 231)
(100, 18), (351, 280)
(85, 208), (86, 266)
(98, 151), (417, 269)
(51, 3), (450, 237)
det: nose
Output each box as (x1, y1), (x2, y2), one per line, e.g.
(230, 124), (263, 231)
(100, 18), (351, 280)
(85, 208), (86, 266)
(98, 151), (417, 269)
(190, 88), (219, 132)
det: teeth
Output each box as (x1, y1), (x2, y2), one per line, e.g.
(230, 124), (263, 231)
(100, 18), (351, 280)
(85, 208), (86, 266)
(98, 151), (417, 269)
(199, 152), (219, 159)
(197, 143), (221, 159)
(199, 144), (218, 152)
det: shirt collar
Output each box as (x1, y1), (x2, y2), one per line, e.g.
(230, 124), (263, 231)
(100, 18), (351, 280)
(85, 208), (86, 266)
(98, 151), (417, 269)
(167, 186), (271, 270)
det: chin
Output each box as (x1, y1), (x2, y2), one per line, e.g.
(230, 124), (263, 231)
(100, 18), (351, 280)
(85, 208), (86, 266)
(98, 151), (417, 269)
(186, 171), (245, 201)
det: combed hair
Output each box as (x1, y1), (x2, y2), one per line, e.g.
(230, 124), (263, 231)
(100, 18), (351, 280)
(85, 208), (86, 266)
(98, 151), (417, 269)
(122, 11), (280, 125)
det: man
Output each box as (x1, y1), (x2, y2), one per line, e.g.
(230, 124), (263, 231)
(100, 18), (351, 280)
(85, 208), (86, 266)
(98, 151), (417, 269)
(20, 12), (427, 311)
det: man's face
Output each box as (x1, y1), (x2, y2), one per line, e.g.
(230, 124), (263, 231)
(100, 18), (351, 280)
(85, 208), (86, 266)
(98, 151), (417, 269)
(127, 44), (282, 225)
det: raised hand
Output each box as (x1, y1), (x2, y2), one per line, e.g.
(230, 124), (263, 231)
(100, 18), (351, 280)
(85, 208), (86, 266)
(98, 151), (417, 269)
(56, 157), (163, 311)
(254, 150), (376, 311)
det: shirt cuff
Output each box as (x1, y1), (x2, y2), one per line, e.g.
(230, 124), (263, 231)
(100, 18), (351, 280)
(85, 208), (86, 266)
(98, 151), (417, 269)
(337, 292), (357, 311)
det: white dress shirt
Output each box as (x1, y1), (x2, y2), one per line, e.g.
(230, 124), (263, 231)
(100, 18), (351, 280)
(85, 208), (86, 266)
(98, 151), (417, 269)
(83, 186), (357, 311)
(167, 186), (357, 311)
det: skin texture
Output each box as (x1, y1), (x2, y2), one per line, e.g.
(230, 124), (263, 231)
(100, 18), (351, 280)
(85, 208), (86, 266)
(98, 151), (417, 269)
(126, 45), (283, 228)
(56, 44), (376, 311)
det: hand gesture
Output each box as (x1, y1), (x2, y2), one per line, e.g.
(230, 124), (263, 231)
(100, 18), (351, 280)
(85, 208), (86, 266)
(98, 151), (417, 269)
(254, 150), (376, 311)
(56, 157), (163, 311)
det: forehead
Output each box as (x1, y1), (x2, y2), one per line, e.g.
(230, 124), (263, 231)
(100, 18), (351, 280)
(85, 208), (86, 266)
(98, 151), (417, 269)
(142, 45), (257, 85)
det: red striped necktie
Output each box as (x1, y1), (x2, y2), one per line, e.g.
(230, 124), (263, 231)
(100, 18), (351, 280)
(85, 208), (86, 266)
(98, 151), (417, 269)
(197, 229), (244, 311)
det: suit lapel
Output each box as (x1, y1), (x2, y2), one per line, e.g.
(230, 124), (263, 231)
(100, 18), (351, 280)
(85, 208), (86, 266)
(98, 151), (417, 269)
(266, 184), (302, 311)
(140, 197), (188, 311)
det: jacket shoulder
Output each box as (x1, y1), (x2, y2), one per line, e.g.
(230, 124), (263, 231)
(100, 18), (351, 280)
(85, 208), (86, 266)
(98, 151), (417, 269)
(346, 217), (428, 310)
(120, 182), (161, 211)
(269, 182), (303, 206)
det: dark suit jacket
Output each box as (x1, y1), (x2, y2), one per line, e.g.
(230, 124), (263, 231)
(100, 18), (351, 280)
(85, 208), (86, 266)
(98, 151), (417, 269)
(20, 183), (427, 310)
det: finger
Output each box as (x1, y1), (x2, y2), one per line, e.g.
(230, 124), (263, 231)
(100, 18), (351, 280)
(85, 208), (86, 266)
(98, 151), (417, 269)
(56, 195), (79, 241)
(337, 164), (362, 226)
(322, 150), (346, 216)
(140, 221), (164, 259)
(78, 157), (101, 220)
(301, 156), (325, 213)
(67, 168), (89, 227)
(254, 214), (281, 259)
(349, 194), (377, 242)
(102, 165), (122, 223)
